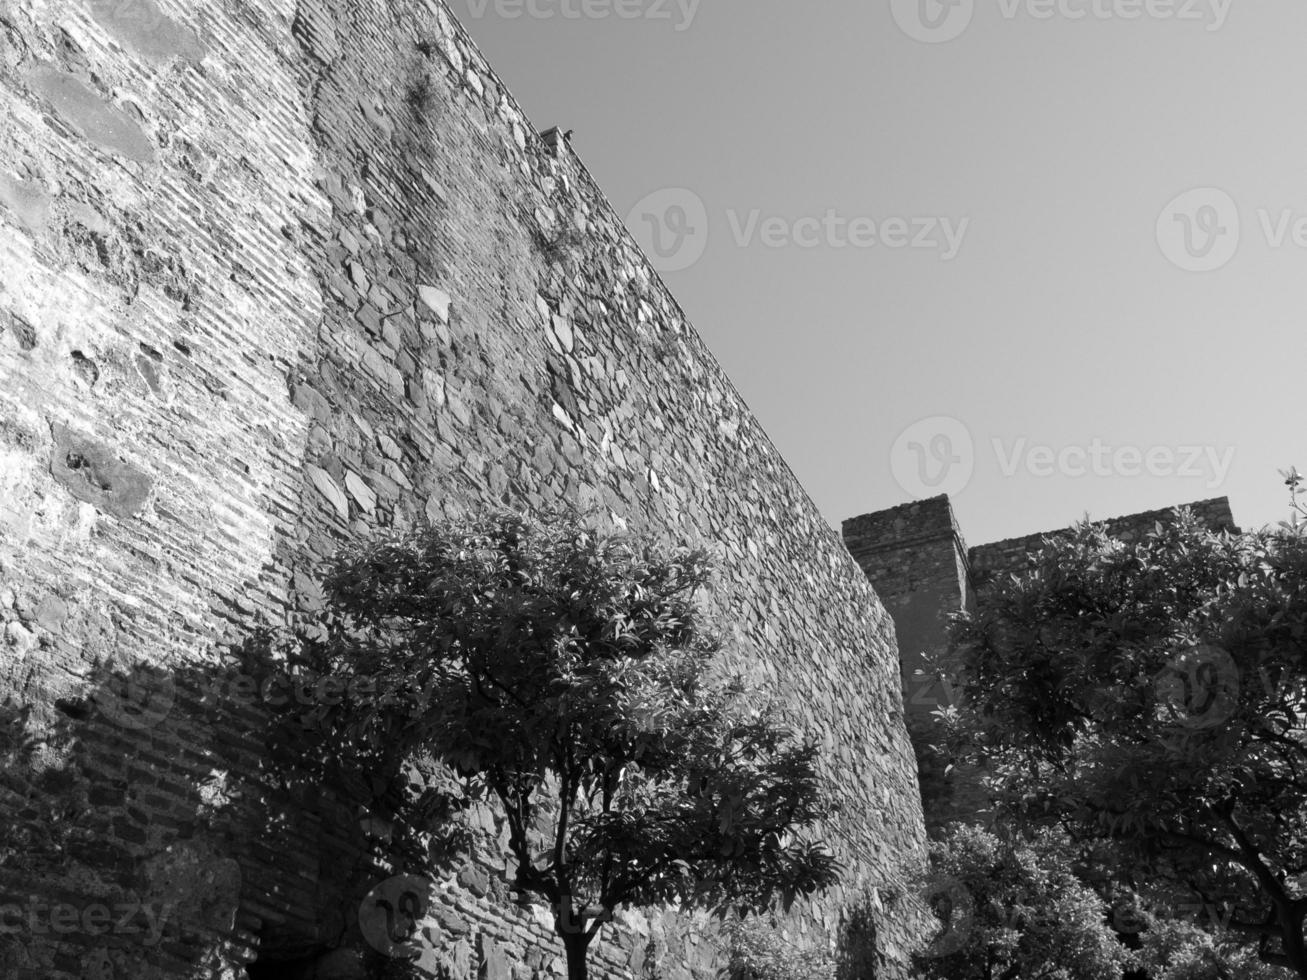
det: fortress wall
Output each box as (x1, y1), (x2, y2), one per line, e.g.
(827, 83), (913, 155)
(0, 0), (926, 976)
(967, 497), (1239, 584)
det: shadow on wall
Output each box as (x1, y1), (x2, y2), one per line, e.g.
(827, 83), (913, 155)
(0, 640), (913, 980)
(0, 639), (462, 980)
(726, 893), (884, 980)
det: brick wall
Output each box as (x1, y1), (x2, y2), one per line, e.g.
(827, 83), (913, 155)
(0, 0), (927, 977)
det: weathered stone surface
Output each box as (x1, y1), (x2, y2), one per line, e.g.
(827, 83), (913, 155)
(419, 285), (452, 322)
(481, 934), (513, 980)
(87, 0), (206, 64)
(34, 594), (67, 633)
(49, 426), (153, 519)
(344, 470), (377, 513)
(29, 67), (156, 164)
(308, 464), (349, 519)
(0, 172), (50, 235)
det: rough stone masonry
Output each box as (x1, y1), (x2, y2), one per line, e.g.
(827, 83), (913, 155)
(0, 0), (926, 977)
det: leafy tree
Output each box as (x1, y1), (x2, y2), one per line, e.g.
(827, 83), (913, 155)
(910, 823), (1131, 980)
(1134, 913), (1292, 980)
(937, 508), (1307, 976)
(310, 512), (840, 980)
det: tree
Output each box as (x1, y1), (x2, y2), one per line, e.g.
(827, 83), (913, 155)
(312, 511), (840, 980)
(1134, 913), (1292, 980)
(910, 823), (1131, 980)
(938, 508), (1307, 976)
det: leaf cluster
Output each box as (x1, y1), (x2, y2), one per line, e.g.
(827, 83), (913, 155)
(910, 824), (1131, 980)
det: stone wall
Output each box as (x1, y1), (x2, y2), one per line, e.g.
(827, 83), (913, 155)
(842, 497), (969, 724)
(0, 0), (926, 977)
(968, 496), (1240, 584)
(842, 498), (972, 832)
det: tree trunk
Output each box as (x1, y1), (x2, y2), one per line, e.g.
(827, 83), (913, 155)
(562, 930), (588, 980)
(1281, 908), (1307, 979)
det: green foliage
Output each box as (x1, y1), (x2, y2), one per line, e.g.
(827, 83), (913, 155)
(910, 824), (1131, 980)
(939, 508), (1307, 975)
(1136, 915), (1292, 980)
(298, 511), (840, 977)
(1282, 467), (1307, 533)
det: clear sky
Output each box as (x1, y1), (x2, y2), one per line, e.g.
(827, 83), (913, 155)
(455, 0), (1303, 545)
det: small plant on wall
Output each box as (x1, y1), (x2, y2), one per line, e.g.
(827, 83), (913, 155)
(300, 511), (842, 980)
(531, 221), (588, 268)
